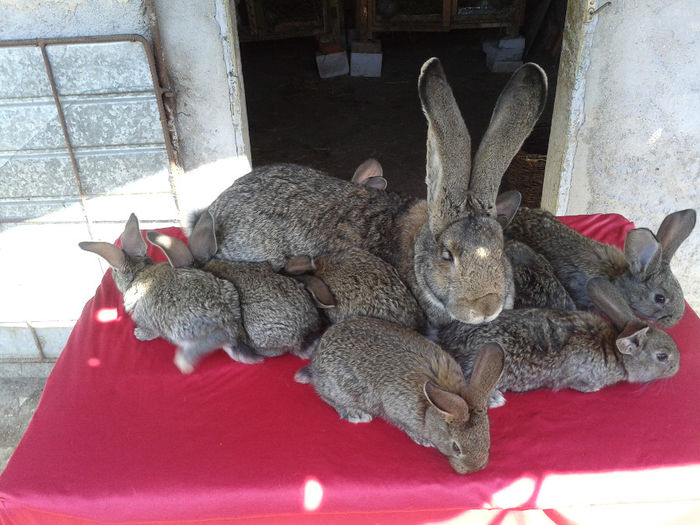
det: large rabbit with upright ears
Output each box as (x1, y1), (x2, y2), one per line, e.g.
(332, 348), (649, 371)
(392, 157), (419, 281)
(200, 58), (548, 328)
(506, 207), (696, 326)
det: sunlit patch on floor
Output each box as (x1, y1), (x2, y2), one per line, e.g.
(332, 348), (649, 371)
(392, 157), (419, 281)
(302, 476), (323, 512)
(95, 308), (119, 323)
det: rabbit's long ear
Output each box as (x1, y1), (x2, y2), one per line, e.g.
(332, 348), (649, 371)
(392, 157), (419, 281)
(465, 343), (504, 410)
(495, 190), (521, 228)
(188, 210), (218, 263)
(624, 228), (662, 276)
(146, 232), (193, 268)
(284, 255), (316, 275)
(293, 274), (335, 308)
(419, 58), (472, 233)
(656, 209), (696, 262)
(352, 158), (383, 184)
(79, 241), (126, 271)
(616, 323), (649, 355)
(470, 64), (547, 214)
(424, 380), (470, 421)
(120, 213), (147, 257)
(587, 277), (637, 330)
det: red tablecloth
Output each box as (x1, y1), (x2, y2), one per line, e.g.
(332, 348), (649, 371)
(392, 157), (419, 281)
(1, 213), (699, 524)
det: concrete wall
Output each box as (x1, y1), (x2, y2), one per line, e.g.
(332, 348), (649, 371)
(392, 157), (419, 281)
(544, 0), (699, 309)
(0, 0), (250, 359)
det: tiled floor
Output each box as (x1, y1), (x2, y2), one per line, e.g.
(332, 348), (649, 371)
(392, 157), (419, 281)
(0, 362), (54, 473)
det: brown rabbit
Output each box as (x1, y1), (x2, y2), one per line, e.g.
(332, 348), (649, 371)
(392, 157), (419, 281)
(506, 207), (696, 326)
(198, 58), (547, 328)
(283, 248), (425, 331)
(439, 277), (680, 407)
(295, 317), (504, 474)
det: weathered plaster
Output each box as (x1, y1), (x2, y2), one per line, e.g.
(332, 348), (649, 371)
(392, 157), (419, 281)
(565, 0), (700, 308)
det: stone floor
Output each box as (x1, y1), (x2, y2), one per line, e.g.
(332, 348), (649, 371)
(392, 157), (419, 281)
(0, 362), (54, 473)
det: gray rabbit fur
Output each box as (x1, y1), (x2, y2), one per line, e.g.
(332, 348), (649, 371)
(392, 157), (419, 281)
(505, 239), (576, 310)
(79, 214), (255, 373)
(295, 317), (504, 474)
(506, 207), (696, 327)
(283, 247), (425, 331)
(439, 277), (680, 407)
(198, 58), (548, 328)
(147, 211), (325, 363)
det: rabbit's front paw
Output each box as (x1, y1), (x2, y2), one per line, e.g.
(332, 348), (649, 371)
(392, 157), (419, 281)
(337, 407), (373, 423)
(223, 345), (264, 364)
(174, 350), (195, 374)
(488, 389), (506, 408)
(134, 327), (158, 341)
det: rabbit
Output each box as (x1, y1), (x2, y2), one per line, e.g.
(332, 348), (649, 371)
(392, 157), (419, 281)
(344, 163), (573, 312)
(196, 58), (548, 329)
(295, 317), (505, 474)
(506, 207), (696, 327)
(438, 277), (680, 408)
(78, 214), (257, 373)
(350, 158), (388, 190)
(147, 211), (329, 362)
(282, 247), (425, 331)
(505, 239), (576, 310)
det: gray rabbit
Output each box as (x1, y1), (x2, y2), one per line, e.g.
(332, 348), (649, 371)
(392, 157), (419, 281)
(439, 277), (680, 407)
(506, 207), (696, 326)
(197, 58), (548, 328)
(505, 239), (576, 310)
(79, 214), (255, 373)
(296, 317), (504, 474)
(345, 163), (573, 312)
(283, 247), (425, 331)
(147, 211), (327, 363)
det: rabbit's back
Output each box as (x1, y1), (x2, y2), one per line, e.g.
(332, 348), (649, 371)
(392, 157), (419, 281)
(126, 264), (242, 343)
(506, 207), (626, 307)
(440, 309), (619, 392)
(312, 318), (463, 417)
(208, 164), (417, 267)
(205, 260), (322, 351)
(318, 248), (425, 330)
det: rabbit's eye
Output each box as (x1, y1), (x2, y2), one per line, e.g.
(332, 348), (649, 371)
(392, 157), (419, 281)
(654, 293), (666, 304)
(441, 248), (453, 262)
(451, 441), (462, 455)
(656, 352), (668, 362)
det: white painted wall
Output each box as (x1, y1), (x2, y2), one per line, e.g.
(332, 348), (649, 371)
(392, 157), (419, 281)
(560, 0), (699, 309)
(0, 0), (250, 359)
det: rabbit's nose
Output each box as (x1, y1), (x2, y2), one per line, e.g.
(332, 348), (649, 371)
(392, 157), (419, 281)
(473, 293), (501, 319)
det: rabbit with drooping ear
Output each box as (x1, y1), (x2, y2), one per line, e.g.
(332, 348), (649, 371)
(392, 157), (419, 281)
(79, 214), (255, 373)
(198, 58), (547, 328)
(295, 317), (504, 474)
(148, 210), (328, 361)
(351, 158), (388, 190)
(439, 277), (680, 408)
(283, 247), (425, 331)
(506, 207), (696, 326)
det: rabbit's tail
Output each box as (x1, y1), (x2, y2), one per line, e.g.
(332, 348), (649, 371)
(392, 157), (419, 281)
(295, 366), (313, 384)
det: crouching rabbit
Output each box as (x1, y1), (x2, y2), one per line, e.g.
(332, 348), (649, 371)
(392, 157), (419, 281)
(439, 277), (679, 407)
(283, 247), (425, 331)
(147, 211), (329, 364)
(79, 214), (252, 373)
(295, 317), (504, 474)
